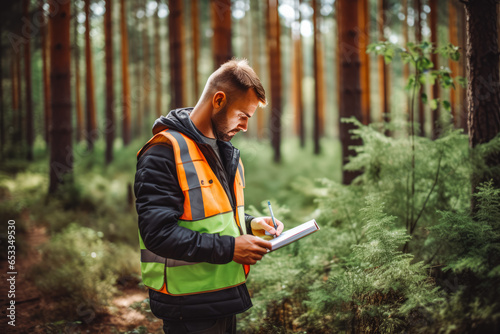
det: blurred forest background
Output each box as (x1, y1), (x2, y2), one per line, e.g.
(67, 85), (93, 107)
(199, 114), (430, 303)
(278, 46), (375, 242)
(0, 0), (500, 333)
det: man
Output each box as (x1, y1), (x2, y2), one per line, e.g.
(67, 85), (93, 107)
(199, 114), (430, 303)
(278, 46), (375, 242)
(134, 59), (284, 334)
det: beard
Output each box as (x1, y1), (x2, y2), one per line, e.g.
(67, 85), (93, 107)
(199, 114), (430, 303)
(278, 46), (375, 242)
(211, 106), (239, 142)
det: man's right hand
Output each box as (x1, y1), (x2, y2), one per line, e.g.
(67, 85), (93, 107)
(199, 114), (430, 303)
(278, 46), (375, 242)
(233, 234), (272, 265)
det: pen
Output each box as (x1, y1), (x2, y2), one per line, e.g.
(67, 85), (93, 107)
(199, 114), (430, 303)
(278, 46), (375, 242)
(267, 201), (278, 233)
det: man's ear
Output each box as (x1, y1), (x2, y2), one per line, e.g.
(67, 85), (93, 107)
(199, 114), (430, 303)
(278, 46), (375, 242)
(212, 91), (227, 111)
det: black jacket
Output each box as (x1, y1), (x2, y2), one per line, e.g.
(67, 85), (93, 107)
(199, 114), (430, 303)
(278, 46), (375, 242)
(134, 108), (254, 321)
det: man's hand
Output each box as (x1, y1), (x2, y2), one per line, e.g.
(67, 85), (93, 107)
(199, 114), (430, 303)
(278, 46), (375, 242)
(233, 235), (272, 265)
(251, 217), (284, 238)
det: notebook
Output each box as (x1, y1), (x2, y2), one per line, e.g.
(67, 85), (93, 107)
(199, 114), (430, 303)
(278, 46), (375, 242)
(268, 219), (320, 251)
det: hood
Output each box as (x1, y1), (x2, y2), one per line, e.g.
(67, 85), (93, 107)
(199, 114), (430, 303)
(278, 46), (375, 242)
(151, 108), (205, 143)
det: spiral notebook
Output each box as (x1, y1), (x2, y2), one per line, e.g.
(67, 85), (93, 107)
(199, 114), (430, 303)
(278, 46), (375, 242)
(268, 219), (320, 251)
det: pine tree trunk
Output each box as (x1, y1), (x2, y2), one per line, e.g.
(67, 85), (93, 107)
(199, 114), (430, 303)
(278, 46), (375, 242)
(41, 1), (51, 145)
(120, 0), (131, 145)
(84, 0), (97, 150)
(415, 0), (425, 136)
(313, 0), (324, 154)
(142, 0), (151, 124)
(459, 3), (468, 133)
(49, 1), (72, 193)
(292, 0), (304, 147)
(338, 0), (363, 185)
(169, 0), (185, 110)
(211, 0), (232, 69)
(11, 48), (20, 149)
(465, 0), (500, 203)
(73, 1), (83, 143)
(23, 0), (34, 161)
(359, 0), (371, 125)
(192, 0), (200, 101)
(253, 0), (266, 140)
(267, 0), (282, 163)
(154, 8), (162, 117)
(0, 24), (4, 157)
(402, 0), (409, 119)
(448, 0), (458, 127)
(378, 0), (390, 129)
(105, 0), (114, 163)
(133, 1), (142, 138)
(429, 0), (440, 139)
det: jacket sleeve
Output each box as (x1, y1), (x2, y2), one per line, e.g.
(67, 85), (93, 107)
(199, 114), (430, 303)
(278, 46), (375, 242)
(245, 214), (255, 235)
(134, 144), (235, 264)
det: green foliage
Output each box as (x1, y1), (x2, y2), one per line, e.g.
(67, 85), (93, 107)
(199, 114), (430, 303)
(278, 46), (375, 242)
(29, 223), (139, 318)
(306, 196), (442, 333)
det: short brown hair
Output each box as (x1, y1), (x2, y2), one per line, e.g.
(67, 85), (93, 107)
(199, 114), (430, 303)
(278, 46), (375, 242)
(204, 58), (267, 107)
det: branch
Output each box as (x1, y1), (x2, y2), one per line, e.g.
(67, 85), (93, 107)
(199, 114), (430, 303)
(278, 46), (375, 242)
(410, 154), (443, 235)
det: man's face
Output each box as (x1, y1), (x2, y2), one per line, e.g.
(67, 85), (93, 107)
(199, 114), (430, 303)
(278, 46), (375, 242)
(211, 89), (260, 142)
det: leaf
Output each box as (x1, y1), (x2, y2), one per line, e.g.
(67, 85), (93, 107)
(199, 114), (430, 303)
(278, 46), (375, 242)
(443, 100), (451, 112)
(430, 99), (439, 111)
(457, 76), (468, 88)
(421, 93), (428, 104)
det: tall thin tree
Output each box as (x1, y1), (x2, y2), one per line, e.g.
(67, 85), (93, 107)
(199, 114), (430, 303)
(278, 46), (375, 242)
(192, 0), (200, 101)
(359, 0), (371, 125)
(41, 0), (51, 144)
(378, 0), (390, 128)
(23, 0), (34, 160)
(49, 1), (72, 193)
(105, 0), (115, 163)
(73, 0), (83, 142)
(154, 6), (162, 117)
(0, 24), (4, 157)
(211, 0), (232, 68)
(120, 0), (131, 145)
(464, 0), (500, 206)
(415, 0), (425, 136)
(267, 0), (282, 163)
(169, 0), (185, 110)
(313, 0), (323, 154)
(429, 0), (439, 138)
(292, 0), (304, 147)
(448, 0), (459, 127)
(337, 0), (363, 184)
(84, 0), (97, 150)
(142, 0), (151, 124)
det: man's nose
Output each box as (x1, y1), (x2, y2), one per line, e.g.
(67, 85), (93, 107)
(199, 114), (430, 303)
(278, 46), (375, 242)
(238, 119), (248, 132)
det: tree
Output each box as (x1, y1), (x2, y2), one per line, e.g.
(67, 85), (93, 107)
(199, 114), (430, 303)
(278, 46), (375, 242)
(73, 1), (83, 142)
(337, 0), (363, 184)
(415, 0), (425, 136)
(84, 0), (97, 150)
(120, 0), (131, 145)
(312, 0), (324, 154)
(192, 0), (200, 100)
(0, 24), (4, 157)
(377, 0), (390, 129)
(429, 0), (440, 138)
(49, 1), (72, 193)
(267, 0), (282, 163)
(23, 0), (33, 160)
(154, 6), (162, 117)
(169, 0), (185, 110)
(464, 0), (500, 206)
(105, 0), (114, 163)
(141, 0), (151, 123)
(359, 0), (371, 125)
(292, 0), (304, 147)
(41, 0), (51, 144)
(448, 0), (459, 127)
(211, 0), (232, 68)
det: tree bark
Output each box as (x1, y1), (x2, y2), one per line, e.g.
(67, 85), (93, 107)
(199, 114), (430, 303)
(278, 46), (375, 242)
(73, 1), (83, 143)
(359, 0), (371, 125)
(378, 0), (390, 131)
(23, 0), (33, 161)
(192, 0), (200, 101)
(448, 0), (459, 127)
(41, 1), (51, 145)
(105, 0), (115, 163)
(415, 0), (425, 136)
(211, 0), (232, 69)
(337, 0), (363, 184)
(142, 0), (151, 123)
(292, 0), (304, 147)
(120, 0), (131, 145)
(169, 0), (185, 110)
(49, 1), (72, 193)
(313, 0), (322, 154)
(84, 0), (97, 150)
(429, 0), (440, 139)
(267, 0), (282, 163)
(0, 24), (4, 157)
(154, 7), (162, 117)
(465, 0), (500, 203)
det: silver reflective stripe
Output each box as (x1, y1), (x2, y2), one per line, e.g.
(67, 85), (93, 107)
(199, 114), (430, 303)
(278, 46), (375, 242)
(166, 259), (200, 267)
(237, 162), (245, 187)
(141, 249), (166, 264)
(167, 130), (205, 220)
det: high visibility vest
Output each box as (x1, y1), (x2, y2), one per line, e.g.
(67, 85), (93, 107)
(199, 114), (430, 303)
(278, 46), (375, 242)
(137, 129), (250, 296)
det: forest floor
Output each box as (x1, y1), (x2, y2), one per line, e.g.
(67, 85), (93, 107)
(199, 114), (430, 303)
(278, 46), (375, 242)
(0, 214), (163, 334)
